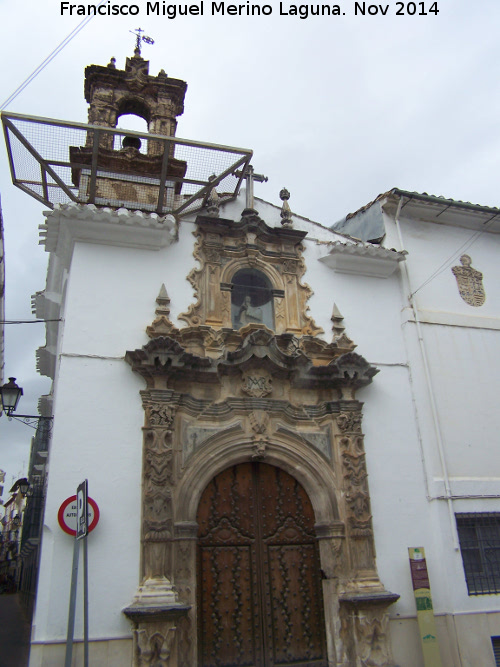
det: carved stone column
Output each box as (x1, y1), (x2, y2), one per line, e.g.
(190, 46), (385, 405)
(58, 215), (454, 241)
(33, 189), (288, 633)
(173, 521), (199, 665)
(142, 402), (176, 580)
(315, 521), (346, 665)
(124, 400), (190, 666)
(336, 411), (377, 576)
(334, 410), (400, 666)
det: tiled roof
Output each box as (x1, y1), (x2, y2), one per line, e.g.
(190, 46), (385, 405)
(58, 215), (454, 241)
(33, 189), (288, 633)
(346, 188), (500, 221)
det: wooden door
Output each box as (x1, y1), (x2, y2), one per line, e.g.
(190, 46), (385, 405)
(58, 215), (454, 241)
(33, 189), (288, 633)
(197, 462), (328, 667)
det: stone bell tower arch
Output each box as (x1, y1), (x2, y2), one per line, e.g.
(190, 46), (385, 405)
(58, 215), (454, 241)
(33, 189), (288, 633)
(84, 49), (186, 153)
(68, 49), (189, 213)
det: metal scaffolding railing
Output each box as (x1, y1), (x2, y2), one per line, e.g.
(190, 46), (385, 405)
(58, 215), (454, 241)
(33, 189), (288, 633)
(2, 111), (253, 216)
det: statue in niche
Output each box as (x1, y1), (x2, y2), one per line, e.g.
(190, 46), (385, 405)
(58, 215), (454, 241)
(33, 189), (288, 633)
(231, 268), (274, 330)
(238, 295), (263, 325)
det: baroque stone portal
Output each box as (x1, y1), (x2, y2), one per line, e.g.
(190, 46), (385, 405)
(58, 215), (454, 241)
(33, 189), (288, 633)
(123, 211), (399, 666)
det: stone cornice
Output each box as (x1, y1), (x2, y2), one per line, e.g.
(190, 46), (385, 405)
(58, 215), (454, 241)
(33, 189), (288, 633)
(318, 241), (406, 278)
(195, 212), (308, 244)
(84, 61), (187, 116)
(339, 590), (400, 608)
(40, 203), (177, 263)
(126, 328), (377, 392)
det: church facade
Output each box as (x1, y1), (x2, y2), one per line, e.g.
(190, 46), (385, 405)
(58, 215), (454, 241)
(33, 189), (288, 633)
(21, 51), (500, 667)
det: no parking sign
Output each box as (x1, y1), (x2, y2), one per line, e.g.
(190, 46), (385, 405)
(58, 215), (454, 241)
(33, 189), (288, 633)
(58, 494), (100, 536)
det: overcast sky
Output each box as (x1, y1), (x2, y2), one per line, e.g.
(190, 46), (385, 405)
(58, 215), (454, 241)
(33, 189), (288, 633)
(1, 0), (499, 489)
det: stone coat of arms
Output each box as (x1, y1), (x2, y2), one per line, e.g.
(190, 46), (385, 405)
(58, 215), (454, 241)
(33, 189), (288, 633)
(452, 255), (485, 307)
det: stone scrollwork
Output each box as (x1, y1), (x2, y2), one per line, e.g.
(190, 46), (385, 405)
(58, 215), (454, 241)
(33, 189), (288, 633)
(249, 409), (270, 434)
(204, 245), (221, 264)
(178, 214), (323, 336)
(337, 411), (363, 433)
(134, 624), (176, 666)
(355, 609), (394, 667)
(147, 403), (175, 430)
(282, 259), (297, 274)
(142, 405), (176, 579)
(249, 410), (271, 458)
(340, 434), (372, 535)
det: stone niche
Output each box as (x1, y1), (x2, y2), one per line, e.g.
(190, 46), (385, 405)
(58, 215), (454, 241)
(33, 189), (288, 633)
(123, 210), (399, 667)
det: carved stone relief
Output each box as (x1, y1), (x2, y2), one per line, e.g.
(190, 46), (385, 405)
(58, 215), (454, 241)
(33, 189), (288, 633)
(182, 422), (243, 464)
(452, 254), (486, 306)
(336, 414), (376, 575)
(178, 213), (323, 336)
(241, 369), (273, 397)
(142, 405), (176, 580)
(134, 623), (176, 667)
(276, 425), (332, 461)
(249, 410), (271, 458)
(337, 598), (399, 667)
(355, 608), (393, 667)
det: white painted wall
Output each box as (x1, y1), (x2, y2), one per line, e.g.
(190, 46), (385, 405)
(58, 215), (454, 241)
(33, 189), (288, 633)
(377, 208), (500, 628)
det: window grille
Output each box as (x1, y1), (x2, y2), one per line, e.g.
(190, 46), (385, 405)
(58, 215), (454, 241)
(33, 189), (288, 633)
(492, 636), (500, 666)
(456, 513), (500, 595)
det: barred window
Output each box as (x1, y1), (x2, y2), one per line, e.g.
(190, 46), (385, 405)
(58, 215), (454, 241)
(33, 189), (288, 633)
(456, 513), (500, 595)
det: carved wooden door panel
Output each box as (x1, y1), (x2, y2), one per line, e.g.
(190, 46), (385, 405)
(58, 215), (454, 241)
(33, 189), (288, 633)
(197, 462), (328, 667)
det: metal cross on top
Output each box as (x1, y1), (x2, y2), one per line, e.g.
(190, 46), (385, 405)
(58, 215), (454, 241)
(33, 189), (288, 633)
(234, 165), (268, 212)
(130, 28), (155, 57)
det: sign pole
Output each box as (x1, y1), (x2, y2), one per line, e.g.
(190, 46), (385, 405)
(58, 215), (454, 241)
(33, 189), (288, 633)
(64, 537), (80, 667)
(77, 480), (89, 667)
(64, 480), (89, 667)
(83, 534), (89, 667)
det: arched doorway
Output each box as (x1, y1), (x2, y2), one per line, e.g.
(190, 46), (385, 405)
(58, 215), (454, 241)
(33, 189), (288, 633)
(197, 462), (328, 667)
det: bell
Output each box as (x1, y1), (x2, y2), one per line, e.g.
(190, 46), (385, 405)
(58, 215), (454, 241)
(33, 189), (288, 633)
(122, 135), (142, 151)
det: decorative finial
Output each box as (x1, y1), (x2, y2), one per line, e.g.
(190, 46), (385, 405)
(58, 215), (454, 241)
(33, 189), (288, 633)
(130, 28), (155, 57)
(206, 174), (220, 217)
(155, 284), (171, 316)
(331, 303), (345, 340)
(107, 57), (116, 69)
(280, 188), (292, 227)
(145, 284), (179, 338)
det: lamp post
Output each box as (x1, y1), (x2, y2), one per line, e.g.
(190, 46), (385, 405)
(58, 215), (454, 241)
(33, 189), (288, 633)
(0, 377), (52, 429)
(0, 378), (23, 416)
(17, 479), (30, 496)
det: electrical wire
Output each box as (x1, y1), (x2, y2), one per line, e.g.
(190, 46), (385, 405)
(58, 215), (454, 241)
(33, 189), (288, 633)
(0, 320), (62, 324)
(410, 214), (499, 298)
(0, 3), (107, 111)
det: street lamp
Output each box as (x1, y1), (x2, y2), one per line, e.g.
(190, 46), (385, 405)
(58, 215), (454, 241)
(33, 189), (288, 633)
(0, 378), (23, 416)
(0, 377), (52, 429)
(17, 479), (30, 496)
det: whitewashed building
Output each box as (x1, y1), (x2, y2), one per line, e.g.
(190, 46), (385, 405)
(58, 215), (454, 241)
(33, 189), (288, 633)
(3, 49), (500, 667)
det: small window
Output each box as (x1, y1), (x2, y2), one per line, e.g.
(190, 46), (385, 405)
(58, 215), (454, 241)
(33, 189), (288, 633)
(231, 269), (274, 330)
(456, 513), (500, 595)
